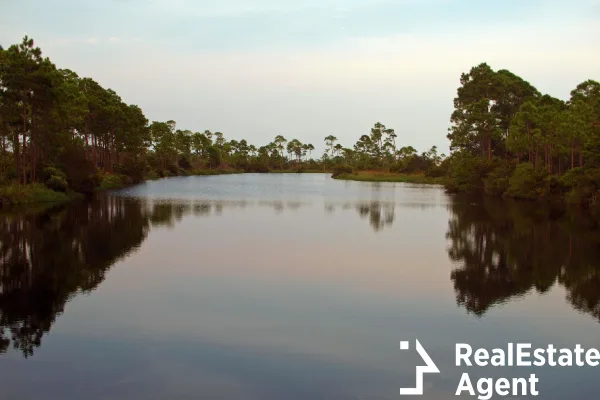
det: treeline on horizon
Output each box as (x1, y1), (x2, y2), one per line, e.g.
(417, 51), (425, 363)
(0, 36), (444, 200)
(1, 36), (599, 207)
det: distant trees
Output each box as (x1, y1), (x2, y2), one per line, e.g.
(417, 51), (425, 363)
(321, 122), (446, 176)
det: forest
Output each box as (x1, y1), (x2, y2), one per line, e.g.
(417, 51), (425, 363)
(446, 63), (600, 206)
(0, 36), (599, 206)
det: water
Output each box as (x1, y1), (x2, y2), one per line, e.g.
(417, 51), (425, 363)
(0, 173), (599, 399)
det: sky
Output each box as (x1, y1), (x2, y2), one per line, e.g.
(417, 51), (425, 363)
(1, 0), (599, 155)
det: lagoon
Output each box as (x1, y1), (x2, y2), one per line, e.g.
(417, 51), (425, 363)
(0, 173), (599, 399)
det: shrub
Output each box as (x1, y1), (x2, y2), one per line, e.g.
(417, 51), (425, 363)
(332, 165), (353, 178)
(425, 162), (448, 178)
(98, 173), (124, 190)
(147, 170), (160, 180)
(483, 161), (514, 196)
(504, 163), (549, 200)
(42, 166), (69, 192)
(446, 152), (495, 193)
(115, 157), (147, 184)
(43, 166), (67, 181)
(46, 175), (69, 192)
(244, 163), (270, 173)
(560, 167), (600, 206)
(58, 145), (99, 194)
(206, 146), (221, 168)
(178, 156), (191, 170)
(0, 183), (71, 206)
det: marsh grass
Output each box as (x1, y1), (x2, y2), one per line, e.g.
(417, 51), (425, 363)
(0, 183), (80, 206)
(333, 171), (446, 185)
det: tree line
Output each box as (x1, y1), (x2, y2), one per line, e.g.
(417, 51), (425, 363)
(0, 36), (447, 197)
(446, 63), (600, 206)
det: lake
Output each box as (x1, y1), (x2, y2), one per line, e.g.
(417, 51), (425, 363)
(0, 173), (599, 399)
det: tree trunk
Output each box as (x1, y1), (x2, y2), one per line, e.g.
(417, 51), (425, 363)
(13, 132), (20, 183)
(558, 157), (562, 174)
(31, 106), (36, 182)
(22, 108), (27, 185)
(93, 135), (97, 167)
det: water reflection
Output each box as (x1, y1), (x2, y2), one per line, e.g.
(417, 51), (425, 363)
(5, 190), (600, 361)
(0, 197), (150, 357)
(355, 202), (395, 232)
(447, 195), (600, 321)
(0, 196), (401, 357)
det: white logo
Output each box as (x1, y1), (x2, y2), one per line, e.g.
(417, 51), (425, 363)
(400, 339), (440, 396)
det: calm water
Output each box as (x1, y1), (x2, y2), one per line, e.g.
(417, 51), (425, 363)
(1, 173), (599, 399)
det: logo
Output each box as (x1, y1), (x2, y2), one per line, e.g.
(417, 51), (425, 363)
(400, 339), (440, 396)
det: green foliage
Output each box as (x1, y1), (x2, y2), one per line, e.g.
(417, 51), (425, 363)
(98, 173), (125, 190)
(244, 163), (270, 173)
(560, 167), (600, 206)
(43, 167), (67, 181)
(483, 161), (514, 196)
(206, 146), (221, 168)
(46, 175), (69, 192)
(425, 158), (450, 178)
(334, 171), (444, 184)
(58, 144), (99, 194)
(0, 183), (75, 206)
(505, 163), (550, 200)
(115, 156), (147, 184)
(447, 63), (600, 206)
(446, 152), (495, 193)
(331, 165), (353, 178)
(2, 36), (598, 207)
(42, 166), (69, 192)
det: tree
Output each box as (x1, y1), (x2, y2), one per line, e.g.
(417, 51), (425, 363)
(449, 63), (539, 159)
(324, 135), (337, 157)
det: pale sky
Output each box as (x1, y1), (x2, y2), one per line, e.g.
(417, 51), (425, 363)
(1, 0), (599, 154)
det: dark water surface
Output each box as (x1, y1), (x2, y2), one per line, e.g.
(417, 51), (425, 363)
(1, 174), (599, 399)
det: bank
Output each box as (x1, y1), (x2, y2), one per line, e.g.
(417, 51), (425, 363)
(0, 169), (446, 208)
(332, 171), (446, 185)
(0, 183), (83, 207)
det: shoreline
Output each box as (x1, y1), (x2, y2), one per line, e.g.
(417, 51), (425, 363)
(332, 172), (446, 185)
(0, 170), (446, 209)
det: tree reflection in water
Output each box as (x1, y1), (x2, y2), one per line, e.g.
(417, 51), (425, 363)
(0, 197), (338, 357)
(5, 193), (599, 358)
(447, 195), (600, 321)
(0, 196), (150, 357)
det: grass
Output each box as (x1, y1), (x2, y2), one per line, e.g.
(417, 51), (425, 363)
(97, 173), (126, 190)
(189, 168), (243, 176)
(270, 169), (330, 174)
(333, 171), (446, 185)
(0, 183), (81, 207)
